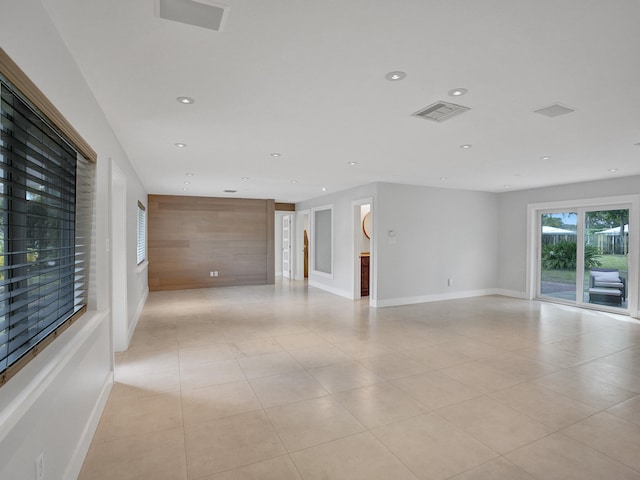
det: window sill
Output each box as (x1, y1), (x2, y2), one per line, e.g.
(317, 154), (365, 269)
(137, 260), (149, 274)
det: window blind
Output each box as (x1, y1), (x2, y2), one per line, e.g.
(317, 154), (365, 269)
(0, 78), (92, 384)
(137, 201), (146, 265)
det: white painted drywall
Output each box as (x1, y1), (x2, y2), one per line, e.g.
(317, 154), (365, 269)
(375, 183), (499, 306)
(297, 183), (378, 299)
(0, 1), (147, 478)
(298, 182), (499, 305)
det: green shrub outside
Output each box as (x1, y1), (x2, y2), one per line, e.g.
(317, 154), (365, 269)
(541, 241), (602, 270)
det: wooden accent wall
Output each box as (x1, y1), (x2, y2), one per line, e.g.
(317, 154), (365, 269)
(148, 195), (275, 291)
(275, 202), (295, 211)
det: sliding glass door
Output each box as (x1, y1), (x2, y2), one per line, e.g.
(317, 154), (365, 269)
(538, 206), (630, 312)
(583, 209), (628, 309)
(540, 212), (578, 302)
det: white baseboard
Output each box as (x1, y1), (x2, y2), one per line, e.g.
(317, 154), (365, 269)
(128, 286), (149, 346)
(64, 373), (113, 480)
(492, 289), (529, 299)
(308, 280), (353, 300)
(374, 289), (498, 308)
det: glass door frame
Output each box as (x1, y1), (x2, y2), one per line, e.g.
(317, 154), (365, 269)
(526, 195), (639, 317)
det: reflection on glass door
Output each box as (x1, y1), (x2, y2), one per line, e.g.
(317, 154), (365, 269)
(540, 212), (578, 302)
(583, 209), (629, 309)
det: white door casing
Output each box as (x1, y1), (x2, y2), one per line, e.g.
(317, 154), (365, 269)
(283, 214), (291, 278)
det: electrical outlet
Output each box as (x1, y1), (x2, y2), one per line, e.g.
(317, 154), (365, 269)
(35, 453), (44, 480)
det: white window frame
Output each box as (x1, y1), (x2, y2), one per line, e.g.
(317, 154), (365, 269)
(310, 204), (334, 278)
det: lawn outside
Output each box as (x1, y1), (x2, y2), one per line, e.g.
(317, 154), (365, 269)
(541, 254), (628, 304)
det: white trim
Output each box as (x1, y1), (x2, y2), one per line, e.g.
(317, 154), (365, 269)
(63, 373), (113, 480)
(136, 259), (149, 274)
(374, 289), (497, 308)
(128, 286), (149, 346)
(308, 280), (352, 299)
(294, 209), (310, 281)
(310, 204), (334, 278)
(493, 289), (528, 299)
(0, 310), (108, 443)
(352, 197), (374, 304)
(110, 159), (129, 352)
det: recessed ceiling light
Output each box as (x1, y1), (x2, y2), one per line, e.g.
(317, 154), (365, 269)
(440, 177), (448, 181)
(241, 177), (249, 180)
(174, 142), (187, 148)
(184, 181), (191, 185)
(460, 144), (472, 149)
(290, 180), (298, 184)
(185, 172), (195, 176)
(504, 184), (512, 188)
(183, 187), (189, 191)
(322, 187), (327, 192)
(270, 153), (281, 157)
(347, 161), (358, 166)
(608, 168), (619, 172)
(540, 155), (551, 160)
(177, 96), (194, 104)
(385, 71), (406, 81)
(448, 88), (468, 97)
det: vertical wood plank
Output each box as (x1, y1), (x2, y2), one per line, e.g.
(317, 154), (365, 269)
(266, 199), (275, 285)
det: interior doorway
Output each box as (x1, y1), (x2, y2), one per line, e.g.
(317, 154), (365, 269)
(282, 214), (292, 278)
(296, 210), (310, 280)
(353, 199), (373, 302)
(303, 229), (309, 278)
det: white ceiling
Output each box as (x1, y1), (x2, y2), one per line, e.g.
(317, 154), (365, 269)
(42, 0), (640, 202)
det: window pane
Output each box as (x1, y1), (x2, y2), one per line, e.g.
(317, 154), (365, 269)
(137, 203), (145, 264)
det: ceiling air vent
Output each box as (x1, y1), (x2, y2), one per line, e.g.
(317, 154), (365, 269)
(412, 101), (470, 123)
(157, 0), (228, 32)
(534, 103), (575, 118)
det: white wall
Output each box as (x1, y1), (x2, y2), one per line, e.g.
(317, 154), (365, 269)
(298, 182), (499, 306)
(375, 183), (499, 306)
(297, 184), (378, 299)
(497, 175), (640, 314)
(0, 1), (147, 478)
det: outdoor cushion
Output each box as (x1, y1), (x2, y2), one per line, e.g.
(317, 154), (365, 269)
(593, 271), (621, 282)
(593, 280), (623, 288)
(589, 287), (622, 296)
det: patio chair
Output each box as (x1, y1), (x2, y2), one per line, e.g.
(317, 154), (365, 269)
(588, 268), (626, 305)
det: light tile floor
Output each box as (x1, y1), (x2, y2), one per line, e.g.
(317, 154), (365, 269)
(79, 281), (640, 480)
